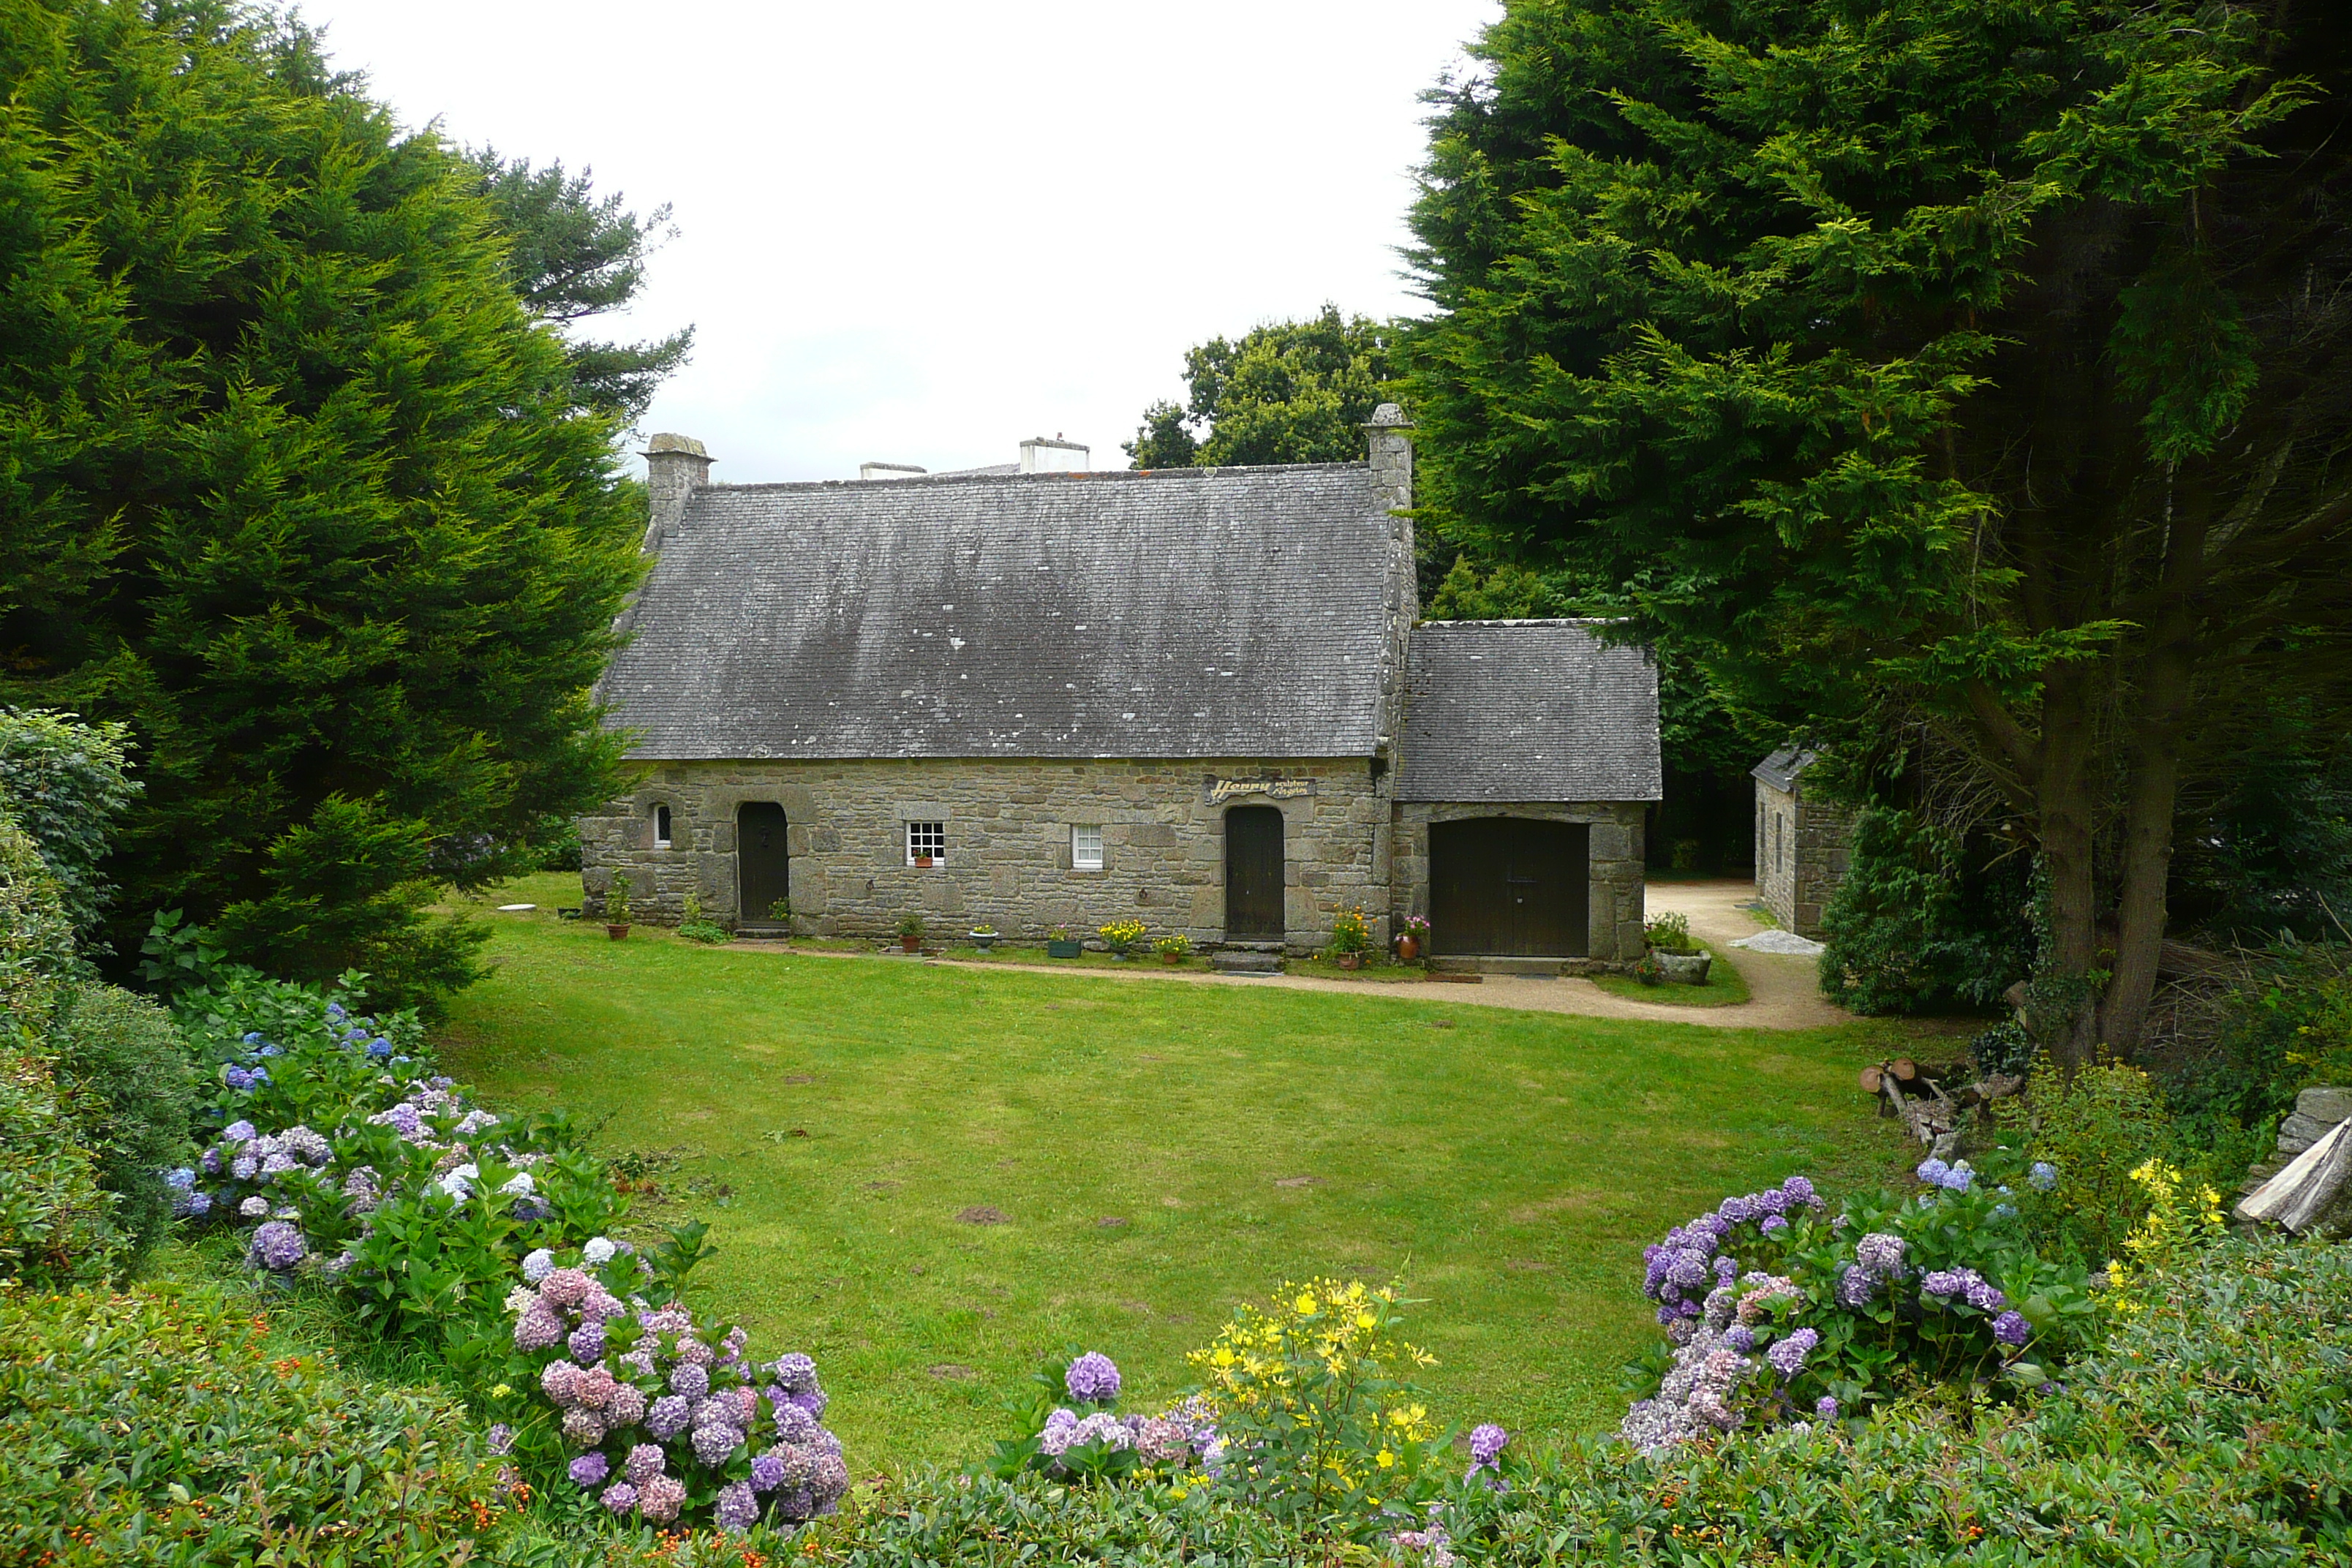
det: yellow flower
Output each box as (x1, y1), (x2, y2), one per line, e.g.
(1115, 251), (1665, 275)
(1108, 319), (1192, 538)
(1376, 1448), (1395, 1469)
(1294, 1291), (1318, 1316)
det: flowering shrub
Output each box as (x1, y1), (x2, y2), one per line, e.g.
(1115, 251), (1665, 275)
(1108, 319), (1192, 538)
(1098, 919), (1147, 954)
(1191, 1279), (1452, 1538)
(990, 1349), (1223, 1486)
(2102, 1158), (2226, 1312)
(495, 1236), (848, 1534)
(1621, 1167), (2097, 1449)
(162, 970), (628, 1377)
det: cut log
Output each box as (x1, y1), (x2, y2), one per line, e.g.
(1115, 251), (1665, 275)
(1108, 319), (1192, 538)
(1891, 1058), (1918, 1082)
(1859, 1065), (1884, 1095)
(2236, 1119), (2352, 1236)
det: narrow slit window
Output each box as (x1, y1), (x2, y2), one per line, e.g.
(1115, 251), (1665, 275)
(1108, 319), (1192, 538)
(906, 821), (946, 864)
(1071, 824), (1104, 871)
(653, 804), (673, 848)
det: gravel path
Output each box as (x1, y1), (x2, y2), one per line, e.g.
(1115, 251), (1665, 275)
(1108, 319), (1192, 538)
(730, 880), (1850, 1033)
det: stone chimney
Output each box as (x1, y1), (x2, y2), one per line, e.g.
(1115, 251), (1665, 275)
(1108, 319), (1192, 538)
(1019, 435), (1089, 473)
(641, 433), (714, 553)
(1363, 403), (1413, 514)
(1365, 402), (1417, 764)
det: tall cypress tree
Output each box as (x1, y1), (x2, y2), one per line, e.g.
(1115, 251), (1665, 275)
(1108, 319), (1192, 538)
(0, 0), (645, 1005)
(1405, 0), (2352, 1061)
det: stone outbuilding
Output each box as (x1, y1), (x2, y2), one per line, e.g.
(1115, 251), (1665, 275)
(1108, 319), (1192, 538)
(580, 409), (1662, 964)
(1752, 747), (1855, 938)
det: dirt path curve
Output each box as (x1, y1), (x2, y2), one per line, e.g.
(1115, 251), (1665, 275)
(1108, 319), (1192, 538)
(728, 879), (1850, 1032)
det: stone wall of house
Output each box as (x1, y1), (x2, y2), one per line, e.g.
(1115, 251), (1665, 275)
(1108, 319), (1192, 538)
(1753, 779), (1854, 938)
(1791, 793), (1856, 937)
(1755, 779), (1798, 932)
(578, 755), (1395, 953)
(1391, 801), (1647, 962)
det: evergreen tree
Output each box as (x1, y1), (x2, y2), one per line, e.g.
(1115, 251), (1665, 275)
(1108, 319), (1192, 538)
(0, 0), (645, 1006)
(468, 148), (693, 424)
(1126, 306), (1396, 468)
(1405, 0), (2352, 1061)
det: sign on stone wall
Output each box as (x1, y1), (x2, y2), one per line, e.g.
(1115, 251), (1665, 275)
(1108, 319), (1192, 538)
(1205, 776), (1316, 804)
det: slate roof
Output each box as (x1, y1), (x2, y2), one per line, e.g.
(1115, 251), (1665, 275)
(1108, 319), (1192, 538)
(600, 464), (1399, 761)
(1396, 620), (1662, 802)
(1752, 747), (1817, 792)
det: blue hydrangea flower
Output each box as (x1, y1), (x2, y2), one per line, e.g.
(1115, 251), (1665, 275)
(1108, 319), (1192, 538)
(1765, 1327), (1820, 1378)
(366, 1039), (393, 1060)
(1993, 1310), (2032, 1346)
(1066, 1352), (1121, 1404)
(1915, 1158), (1950, 1186)
(2029, 1161), (2059, 1191)
(570, 1452), (610, 1488)
(1469, 1422), (1508, 1467)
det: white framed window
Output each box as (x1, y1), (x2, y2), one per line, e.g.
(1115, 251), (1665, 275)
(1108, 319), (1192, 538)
(905, 821), (946, 865)
(1071, 823), (1104, 870)
(652, 804), (673, 848)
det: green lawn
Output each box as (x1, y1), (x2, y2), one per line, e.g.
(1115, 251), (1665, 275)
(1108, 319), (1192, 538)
(439, 873), (1906, 1474)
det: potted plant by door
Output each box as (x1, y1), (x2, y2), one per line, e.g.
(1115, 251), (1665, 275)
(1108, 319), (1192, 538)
(1329, 906), (1372, 970)
(1045, 924), (1083, 960)
(897, 912), (924, 953)
(1154, 932), (1191, 965)
(605, 873), (633, 940)
(1099, 919), (1146, 960)
(1643, 912), (1711, 984)
(968, 924), (1000, 951)
(1397, 913), (1429, 964)
(768, 897), (794, 939)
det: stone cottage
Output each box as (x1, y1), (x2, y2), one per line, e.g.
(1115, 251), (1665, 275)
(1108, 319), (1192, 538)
(579, 408), (1662, 964)
(1752, 747), (1855, 938)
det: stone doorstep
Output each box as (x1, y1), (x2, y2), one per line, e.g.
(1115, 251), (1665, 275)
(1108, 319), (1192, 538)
(1210, 951), (1284, 975)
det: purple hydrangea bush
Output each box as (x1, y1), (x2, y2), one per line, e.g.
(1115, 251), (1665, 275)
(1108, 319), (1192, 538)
(504, 1241), (848, 1532)
(161, 971), (632, 1365)
(1621, 1163), (2097, 1450)
(990, 1351), (1226, 1483)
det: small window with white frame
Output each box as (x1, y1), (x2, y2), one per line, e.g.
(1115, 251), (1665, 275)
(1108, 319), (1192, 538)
(905, 821), (946, 865)
(652, 804), (673, 848)
(1071, 823), (1104, 871)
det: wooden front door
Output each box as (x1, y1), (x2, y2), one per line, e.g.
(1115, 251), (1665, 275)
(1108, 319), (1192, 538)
(1224, 805), (1286, 938)
(736, 802), (791, 926)
(1428, 817), (1589, 957)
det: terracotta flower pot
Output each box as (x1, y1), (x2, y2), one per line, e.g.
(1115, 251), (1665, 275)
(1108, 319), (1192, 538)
(607, 924), (630, 941)
(1160, 951), (1183, 965)
(900, 935), (921, 952)
(1396, 934), (1421, 962)
(1338, 951), (1364, 970)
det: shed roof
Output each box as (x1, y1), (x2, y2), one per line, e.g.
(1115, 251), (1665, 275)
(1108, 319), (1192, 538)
(1752, 747), (1818, 792)
(598, 464), (1400, 761)
(1396, 620), (1662, 802)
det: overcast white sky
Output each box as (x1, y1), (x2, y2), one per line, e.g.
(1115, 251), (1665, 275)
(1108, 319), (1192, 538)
(299, 1), (1499, 483)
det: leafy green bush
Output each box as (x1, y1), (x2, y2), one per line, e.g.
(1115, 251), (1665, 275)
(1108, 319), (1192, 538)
(0, 708), (137, 941)
(0, 1284), (508, 1566)
(1968, 1018), (2038, 1077)
(1817, 808), (2032, 1014)
(0, 1019), (121, 1283)
(0, 810), (76, 1016)
(50, 984), (194, 1270)
(2000, 1064), (2179, 1268)
(1442, 1241), (2348, 1567)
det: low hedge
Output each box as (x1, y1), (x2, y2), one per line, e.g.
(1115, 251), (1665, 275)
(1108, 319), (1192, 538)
(0, 1284), (508, 1567)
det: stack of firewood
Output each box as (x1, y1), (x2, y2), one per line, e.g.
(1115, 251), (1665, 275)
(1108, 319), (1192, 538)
(1858, 1058), (2025, 1157)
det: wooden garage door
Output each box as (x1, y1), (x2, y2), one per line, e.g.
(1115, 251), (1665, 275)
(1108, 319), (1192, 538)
(1428, 817), (1589, 957)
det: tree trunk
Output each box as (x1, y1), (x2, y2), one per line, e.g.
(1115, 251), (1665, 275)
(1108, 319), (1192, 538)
(2035, 666), (2102, 1073)
(2100, 484), (2206, 1053)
